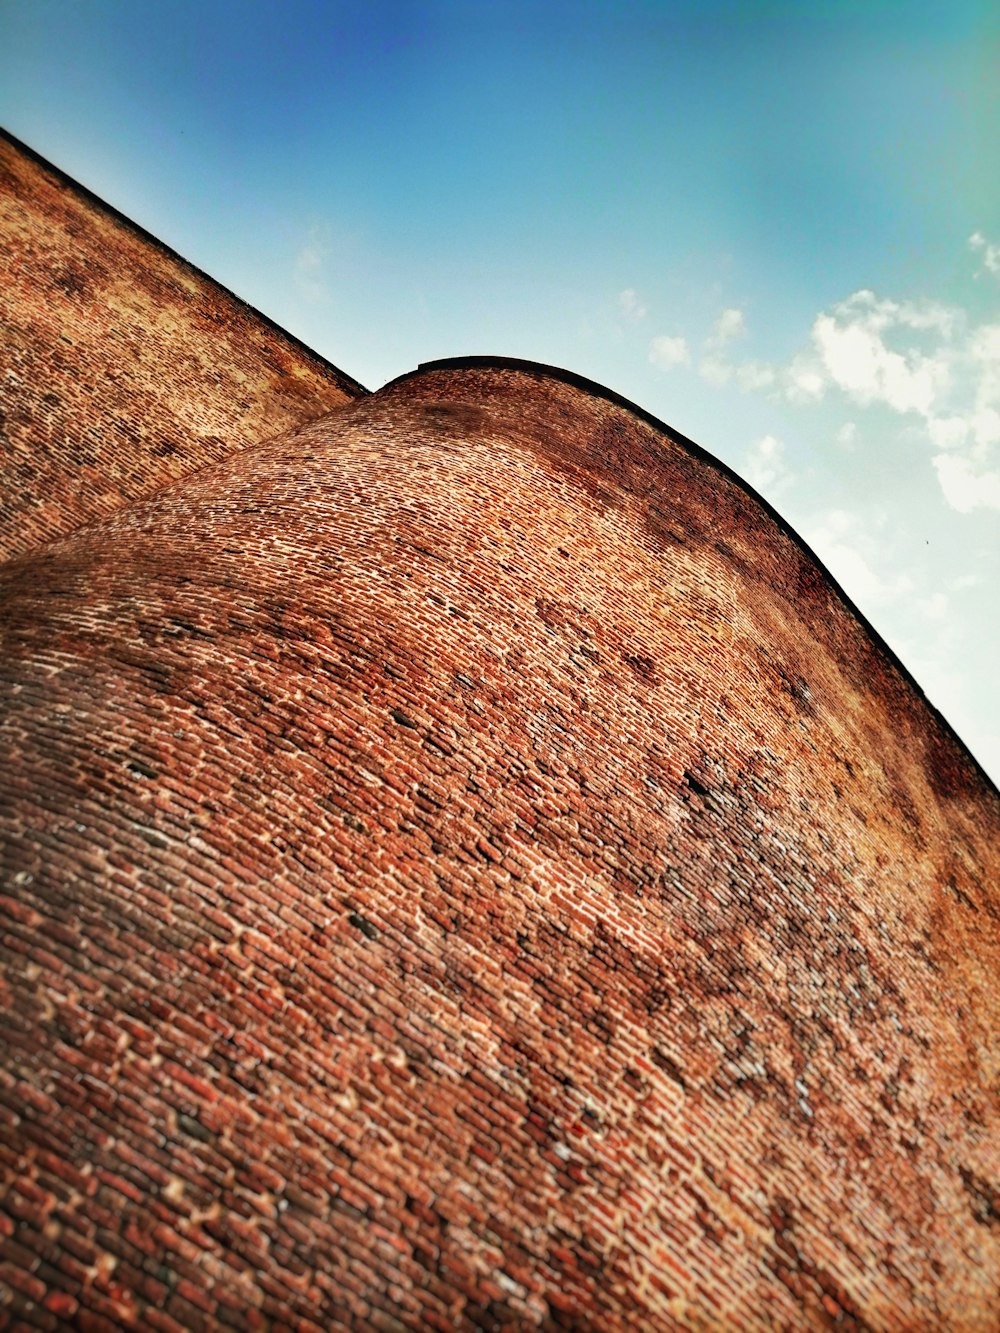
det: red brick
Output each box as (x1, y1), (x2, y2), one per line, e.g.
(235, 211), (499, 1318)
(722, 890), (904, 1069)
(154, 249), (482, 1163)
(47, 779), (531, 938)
(43, 1291), (79, 1318)
(1, 134), (998, 1333)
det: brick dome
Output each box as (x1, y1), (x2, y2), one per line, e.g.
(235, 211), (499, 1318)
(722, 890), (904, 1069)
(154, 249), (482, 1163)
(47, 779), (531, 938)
(2, 358), (998, 1330)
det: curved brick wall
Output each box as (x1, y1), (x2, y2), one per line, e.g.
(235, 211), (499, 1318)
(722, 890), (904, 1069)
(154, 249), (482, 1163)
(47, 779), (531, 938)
(0, 131), (364, 563)
(1, 363), (998, 1330)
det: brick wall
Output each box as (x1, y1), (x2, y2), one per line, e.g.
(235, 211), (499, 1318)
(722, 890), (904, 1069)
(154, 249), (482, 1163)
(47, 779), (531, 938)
(2, 363), (997, 1329)
(0, 131), (364, 562)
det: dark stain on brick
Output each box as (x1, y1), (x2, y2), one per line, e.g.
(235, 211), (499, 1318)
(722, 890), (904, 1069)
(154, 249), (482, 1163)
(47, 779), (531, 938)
(348, 912), (379, 941)
(650, 1047), (688, 1091)
(622, 651), (657, 682)
(683, 770), (710, 798)
(960, 1167), (1000, 1227)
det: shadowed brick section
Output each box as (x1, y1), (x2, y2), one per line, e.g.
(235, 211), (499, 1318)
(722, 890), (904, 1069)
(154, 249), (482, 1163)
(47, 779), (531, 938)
(0, 130), (365, 562)
(2, 364), (999, 1330)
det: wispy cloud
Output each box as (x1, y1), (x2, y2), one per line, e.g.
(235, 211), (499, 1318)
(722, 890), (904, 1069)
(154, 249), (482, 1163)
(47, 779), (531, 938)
(799, 503), (994, 772)
(698, 307), (746, 385)
(744, 433), (792, 500)
(699, 354), (732, 387)
(803, 508), (915, 611)
(618, 288), (648, 321)
(932, 453), (1000, 513)
(294, 224), (332, 304)
(970, 231), (1000, 278)
(735, 361), (776, 392)
(648, 333), (690, 370)
(709, 307), (745, 346)
(836, 421), (858, 451)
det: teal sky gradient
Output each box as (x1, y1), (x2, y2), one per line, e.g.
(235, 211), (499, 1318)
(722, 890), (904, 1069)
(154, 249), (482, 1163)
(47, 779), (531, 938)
(2, 0), (998, 777)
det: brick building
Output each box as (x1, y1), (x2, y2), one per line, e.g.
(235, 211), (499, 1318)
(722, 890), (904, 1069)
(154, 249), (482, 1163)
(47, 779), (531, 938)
(2, 129), (998, 1330)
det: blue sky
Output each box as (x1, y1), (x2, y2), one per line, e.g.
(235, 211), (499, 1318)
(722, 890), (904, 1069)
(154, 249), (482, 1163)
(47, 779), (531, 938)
(2, 0), (998, 780)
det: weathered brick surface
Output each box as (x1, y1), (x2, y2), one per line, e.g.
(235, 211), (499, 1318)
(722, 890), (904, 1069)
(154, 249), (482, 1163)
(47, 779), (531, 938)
(0, 130), (364, 562)
(1, 363), (998, 1329)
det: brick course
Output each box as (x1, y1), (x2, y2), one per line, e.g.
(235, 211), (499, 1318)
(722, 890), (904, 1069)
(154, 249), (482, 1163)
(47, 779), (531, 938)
(2, 361), (998, 1329)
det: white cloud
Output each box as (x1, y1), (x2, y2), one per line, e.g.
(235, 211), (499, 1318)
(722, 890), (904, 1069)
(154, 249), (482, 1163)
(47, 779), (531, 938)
(710, 307), (746, 346)
(649, 334), (690, 370)
(969, 323), (1000, 408)
(970, 231), (1000, 278)
(698, 354), (732, 386)
(972, 407), (1000, 449)
(932, 454), (1000, 513)
(784, 353), (827, 403)
(725, 267), (1000, 515)
(736, 361), (776, 392)
(918, 591), (950, 621)
(803, 508), (915, 610)
(971, 321), (1000, 366)
(294, 224), (331, 303)
(744, 434), (792, 498)
(951, 572), (982, 591)
(696, 307), (748, 385)
(836, 421), (858, 450)
(618, 288), (648, 321)
(730, 291), (958, 415)
(810, 292), (950, 416)
(927, 415), (970, 451)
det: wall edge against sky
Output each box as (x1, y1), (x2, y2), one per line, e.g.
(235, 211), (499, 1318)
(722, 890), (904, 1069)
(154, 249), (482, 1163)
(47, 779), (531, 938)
(388, 354), (999, 802)
(0, 126), (369, 402)
(4, 117), (990, 799)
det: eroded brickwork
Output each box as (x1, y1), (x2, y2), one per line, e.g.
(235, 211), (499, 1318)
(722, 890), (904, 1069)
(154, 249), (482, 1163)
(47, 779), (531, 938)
(0, 131), (364, 562)
(2, 365), (998, 1330)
